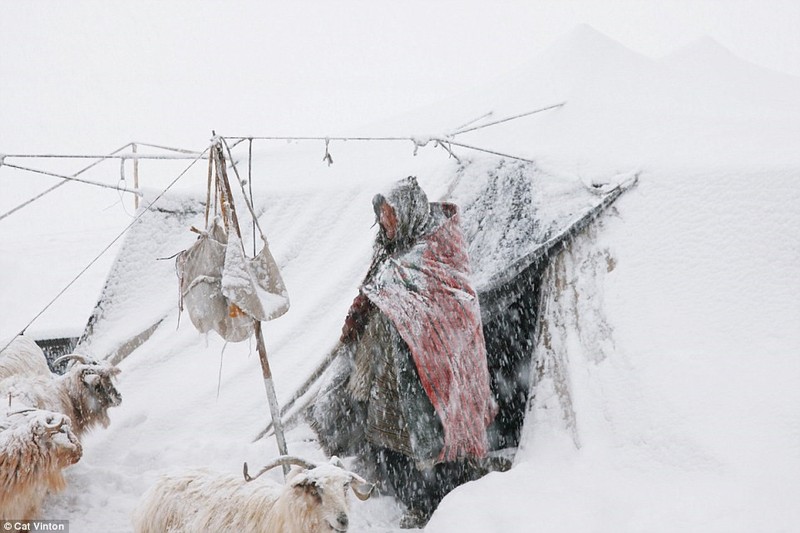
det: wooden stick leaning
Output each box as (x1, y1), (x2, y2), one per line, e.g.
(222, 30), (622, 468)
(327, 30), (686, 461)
(213, 141), (290, 475)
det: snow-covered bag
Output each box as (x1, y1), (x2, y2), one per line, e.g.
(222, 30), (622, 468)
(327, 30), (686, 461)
(176, 216), (290, 342)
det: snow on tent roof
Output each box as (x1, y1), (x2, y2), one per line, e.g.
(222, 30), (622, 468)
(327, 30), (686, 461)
(77, 191), (206, 362)
(448, 158), (634, 294)
(78, 155), (629, 366)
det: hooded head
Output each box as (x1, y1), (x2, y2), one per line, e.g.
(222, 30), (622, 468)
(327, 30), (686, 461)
(372, 176), (432, 252)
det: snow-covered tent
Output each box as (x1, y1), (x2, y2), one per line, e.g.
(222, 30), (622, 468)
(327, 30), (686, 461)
(76, 193), (205, 364)
(4, 24), (796, 533)
(77, 151), (633, 452)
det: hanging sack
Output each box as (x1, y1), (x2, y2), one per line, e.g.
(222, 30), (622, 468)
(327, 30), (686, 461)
(176, 143), (290, 342)
(177, 215), (289, 342)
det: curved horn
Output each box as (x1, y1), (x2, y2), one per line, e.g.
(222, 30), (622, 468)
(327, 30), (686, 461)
(243, 455), (317, 482)
(347, 471), (375, 500)
(350, 478), (376, 501)
(44, 416), (67, 431)
(52, 353), (94, 367)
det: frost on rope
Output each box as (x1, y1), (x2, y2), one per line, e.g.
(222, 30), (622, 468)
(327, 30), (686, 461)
(525, 222), (617, 450)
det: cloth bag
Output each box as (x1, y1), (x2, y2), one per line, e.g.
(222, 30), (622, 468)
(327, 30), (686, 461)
(177, 216), (290, 342)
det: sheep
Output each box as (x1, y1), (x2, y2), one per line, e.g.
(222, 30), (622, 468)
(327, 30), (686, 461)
(0, 335), (122, 439)
(0, 407), (83, 520)
(132, 455), (375, 533)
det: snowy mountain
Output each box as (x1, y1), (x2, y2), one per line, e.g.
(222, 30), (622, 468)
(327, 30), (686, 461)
(1, 23), (798, 532)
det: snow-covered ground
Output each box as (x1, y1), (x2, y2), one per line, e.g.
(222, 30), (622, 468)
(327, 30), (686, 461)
(2, 18), (799, 533)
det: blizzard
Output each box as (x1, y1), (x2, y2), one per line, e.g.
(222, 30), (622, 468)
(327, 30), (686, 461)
(1, 13), (799, 533)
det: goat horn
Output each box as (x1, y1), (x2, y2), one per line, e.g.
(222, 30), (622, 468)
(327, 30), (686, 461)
(348, 471), (369, 485)
(52, 353), (95, 367)
(346, 470), (375, 500)
(45, 417), (66, 431)
(350, 479), (376, 501)
(243, 455), (317, 482)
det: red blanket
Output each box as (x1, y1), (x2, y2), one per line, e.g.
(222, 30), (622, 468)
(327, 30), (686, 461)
(362, 203), (497, 461)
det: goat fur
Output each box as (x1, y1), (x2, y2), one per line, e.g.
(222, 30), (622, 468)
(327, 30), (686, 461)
(0, 408), (82, 520)
(133, 462), (362, 533)
(0, 336), (122, 438)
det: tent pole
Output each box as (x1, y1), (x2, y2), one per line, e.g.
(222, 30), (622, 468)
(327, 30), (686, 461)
(132, 143), (139, 210)
(254, 320), (290, 477)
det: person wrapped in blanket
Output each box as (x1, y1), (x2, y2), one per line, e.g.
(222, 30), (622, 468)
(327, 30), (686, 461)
(310, 176), (498, 528)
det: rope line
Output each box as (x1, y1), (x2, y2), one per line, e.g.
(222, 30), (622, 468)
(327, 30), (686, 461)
(130, 142), (202, 154)
(0, 182), (67, 223)
(445, 140), (536, 164)
(2, 153), (202, 160)
(2, 162), (143, 197)
(0, 143), (202, 222)
(221, 100), (565, 165)
(0, 143), (136, 223)
(453, 111), (495, 132)
(434, 139), (461, 162)
(248, 138), (256, 256)
(0, 145), (212, 357)
(451, 102), (566, 136)
(225, 135), (412, 142)
(220, 137), (270, 245)
(223, 135), (536, 164)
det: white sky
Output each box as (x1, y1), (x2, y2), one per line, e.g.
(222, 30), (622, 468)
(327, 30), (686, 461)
(1, 0), (798, 154)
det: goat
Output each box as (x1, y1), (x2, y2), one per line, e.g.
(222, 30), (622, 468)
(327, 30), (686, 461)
(0, 407), (82, 520)
(132, 455), (374, 533)
(0, 336), (122, 439)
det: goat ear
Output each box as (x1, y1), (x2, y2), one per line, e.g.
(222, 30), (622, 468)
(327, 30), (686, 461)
(289, 470), (310, 486)
(285, 465), (306, 483)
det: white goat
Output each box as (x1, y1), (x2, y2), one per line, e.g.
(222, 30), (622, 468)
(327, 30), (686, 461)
(0, 336), (122, 439)
(0, 407), (82, 520)
(133, 455), (374, 533)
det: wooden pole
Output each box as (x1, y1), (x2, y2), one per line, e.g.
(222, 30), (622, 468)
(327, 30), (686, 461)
(132, 143), (140, 210)
(254, 321), (290, 476)
(213, 140), (290, 476)
(254, 340), (343, 441)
